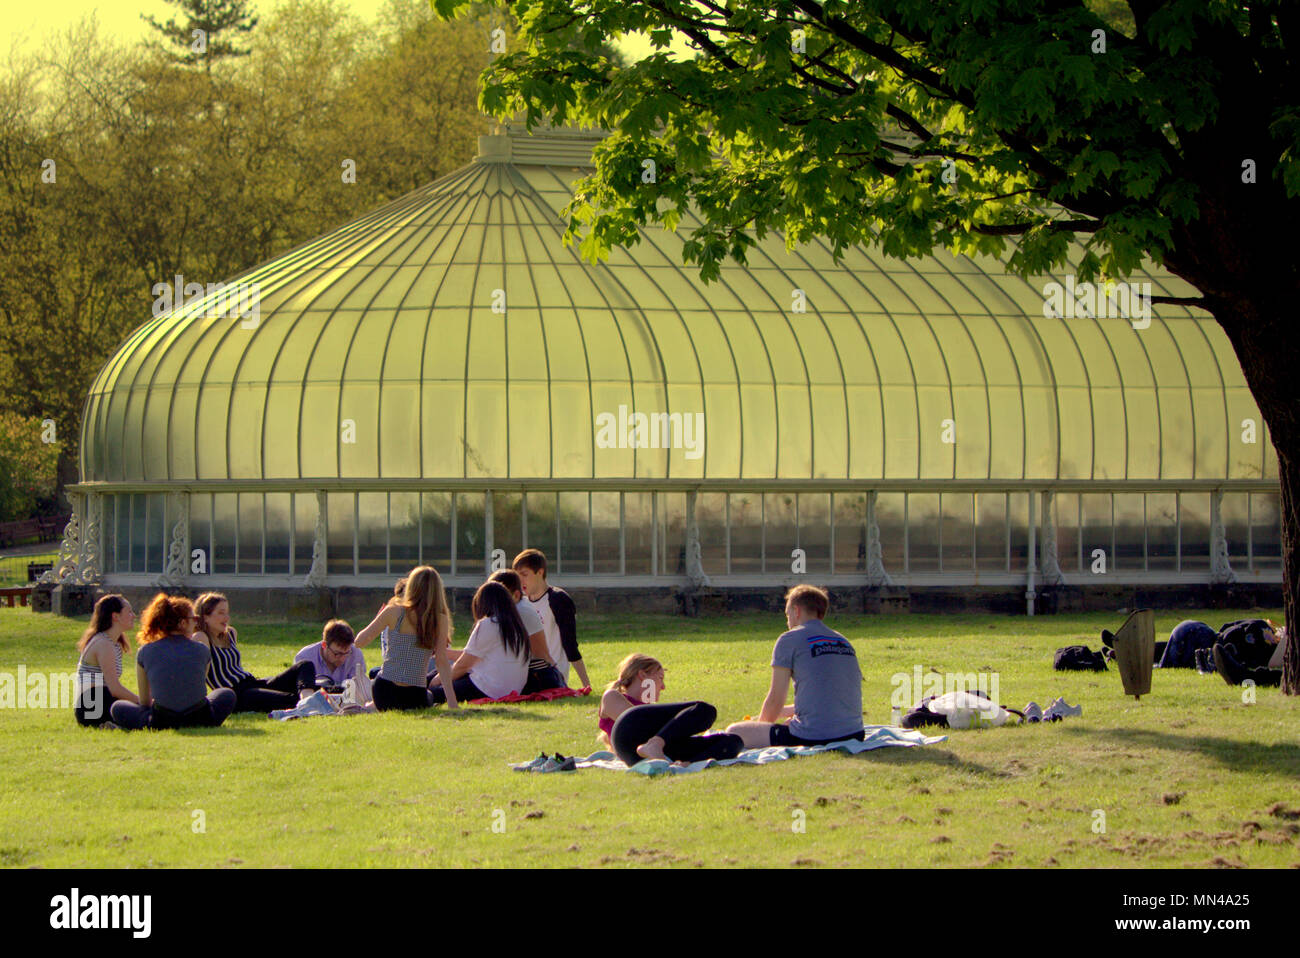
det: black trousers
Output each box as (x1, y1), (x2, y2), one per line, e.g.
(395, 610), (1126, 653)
(74, 687), (119, 727)
(372, 675), (433, 711)
(110, 689), (238, 730)
(231, 661), (316, 712)
(427, 674), (486, 704)
(610, 701), (743, 766)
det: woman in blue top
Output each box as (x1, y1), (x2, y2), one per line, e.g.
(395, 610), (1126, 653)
(356, 566), (459, 711)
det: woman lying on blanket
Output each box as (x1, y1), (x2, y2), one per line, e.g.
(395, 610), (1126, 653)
(427, 582), (531, 704)
(598, 654), (743, 766)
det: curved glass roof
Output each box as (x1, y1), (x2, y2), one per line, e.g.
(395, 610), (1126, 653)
(81, 126), (1274, 484)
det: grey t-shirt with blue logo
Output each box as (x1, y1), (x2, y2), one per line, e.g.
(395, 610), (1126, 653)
(771, 619), (863, 741)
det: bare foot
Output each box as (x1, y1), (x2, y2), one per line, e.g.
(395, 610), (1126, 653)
(636, 737), (668, 761)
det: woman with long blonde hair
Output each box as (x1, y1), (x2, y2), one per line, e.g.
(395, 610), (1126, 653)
(597, 653), (742, 765)
(110, 594), (237, 730)
(355, 566), (459, 710)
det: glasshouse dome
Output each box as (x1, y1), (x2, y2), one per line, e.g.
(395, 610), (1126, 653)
(49, 124), (1281, 606)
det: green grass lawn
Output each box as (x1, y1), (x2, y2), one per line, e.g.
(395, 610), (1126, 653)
(2, 604), (1297, 868)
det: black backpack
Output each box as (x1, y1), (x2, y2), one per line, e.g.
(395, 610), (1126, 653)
(1053, 645), (1108, 671)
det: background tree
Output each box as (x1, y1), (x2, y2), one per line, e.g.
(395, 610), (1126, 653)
(143, 0), (260, 67)
(433, 0), (1300, 692)
(0, 411), (62, 521)
(0, 0), (500, 507)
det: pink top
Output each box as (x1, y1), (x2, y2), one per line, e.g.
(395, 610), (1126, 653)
(598, 691), (644, 737)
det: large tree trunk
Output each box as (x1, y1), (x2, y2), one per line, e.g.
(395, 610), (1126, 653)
(1276, 449), (1300, 694)
(1209, 306), (1300, 695)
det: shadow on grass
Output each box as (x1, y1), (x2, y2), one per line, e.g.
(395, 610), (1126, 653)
(408, 706), (552, 722)
(856, 745), (1002, 777)
(1062, 725), (1300, 777)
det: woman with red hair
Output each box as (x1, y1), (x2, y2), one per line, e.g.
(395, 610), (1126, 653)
(109, 594), (237, 731)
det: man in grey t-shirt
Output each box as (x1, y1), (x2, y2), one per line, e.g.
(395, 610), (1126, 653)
(726, 585), (864, 748)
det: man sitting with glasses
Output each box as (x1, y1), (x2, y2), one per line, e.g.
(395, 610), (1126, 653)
(295, 620), (367, 691)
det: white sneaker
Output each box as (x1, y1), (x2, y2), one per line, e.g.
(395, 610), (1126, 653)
(1022, 701), (1043, 723)
(1043, 698), (1082, 721)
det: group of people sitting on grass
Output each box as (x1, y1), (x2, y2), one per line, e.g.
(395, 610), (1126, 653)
(73, 548), (591, 729)
(71, 544), (867, 763)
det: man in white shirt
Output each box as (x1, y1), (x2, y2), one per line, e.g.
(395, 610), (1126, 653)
(512, 549), (591, 690)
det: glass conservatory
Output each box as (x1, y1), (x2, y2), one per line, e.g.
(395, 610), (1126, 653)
(48, 125), (1281, 607)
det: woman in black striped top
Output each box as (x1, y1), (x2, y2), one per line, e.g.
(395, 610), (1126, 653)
(191, 593), (315, 713)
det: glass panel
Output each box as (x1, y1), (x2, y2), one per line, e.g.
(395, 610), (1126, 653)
(1080, 493), (1112, 575)
(238, 493), (262, 574)
(558, 492), (590, 575)
(907, 493), (940, 573)
(728, 492), (763, 574)
(293, 493), (318, 578)
(115, 495), (131, 574)
(1145, 493), (1178, 571)
(940, 493), (974, 572)
(798, 493), (831, 575)
(657, 493), (687, 576)
(833, 493), (866, 574)
(265, 493), (290, 575)
(389, 493), (421, 574)
(623, 491), (654, 576)
(1053, 494), (1080, 573)
(1008, 493), (1028, 573)
(1249, 492), (1281, 570)
(1222, 493), (1250, 569)
(418, 493), (453, 575)
(456, 493), (487, 576)
(148, 494), (167, 575)
(491, 492), (523, 569)
(1180, 493), (1210, 572)
(975, 493), (1007, 572)
(1114, 494), (1144, 572)
(524, 492), (558, 563)
(358, 493), (388, 575)
(592, 493), (621, 575)
(212, 493), (237, 575)
(327, 493), (355, 575)
(876, 493), (906, 573)
(764, 493), (798, 575)
(697, 493), (727, 576)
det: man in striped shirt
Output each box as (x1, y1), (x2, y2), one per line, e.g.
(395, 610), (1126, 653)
(512, 549), (591, 691)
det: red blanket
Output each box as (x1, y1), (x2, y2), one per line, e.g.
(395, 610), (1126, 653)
(468, 686), (592, 705)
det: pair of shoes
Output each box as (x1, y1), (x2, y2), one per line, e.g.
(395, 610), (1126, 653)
(1213, 644), (1250, 687)
(1194, 647), (1217, 674)
(535, 752), (578, 772)
(1042, 697), (1082, 721)
(1022, 701), (1043, 723)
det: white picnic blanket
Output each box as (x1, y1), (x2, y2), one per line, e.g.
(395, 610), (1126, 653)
(511, 725), (947, 776)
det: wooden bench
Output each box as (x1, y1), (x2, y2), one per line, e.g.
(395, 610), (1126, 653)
(0, 587), (32, 608)
(0, 519), (44, 548)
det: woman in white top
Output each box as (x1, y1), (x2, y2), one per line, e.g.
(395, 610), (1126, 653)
(428, 581), (530, 703)
(74, 594), (139, 727)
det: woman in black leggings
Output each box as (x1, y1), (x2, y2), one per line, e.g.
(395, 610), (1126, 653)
(599, 654), (743, 765)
